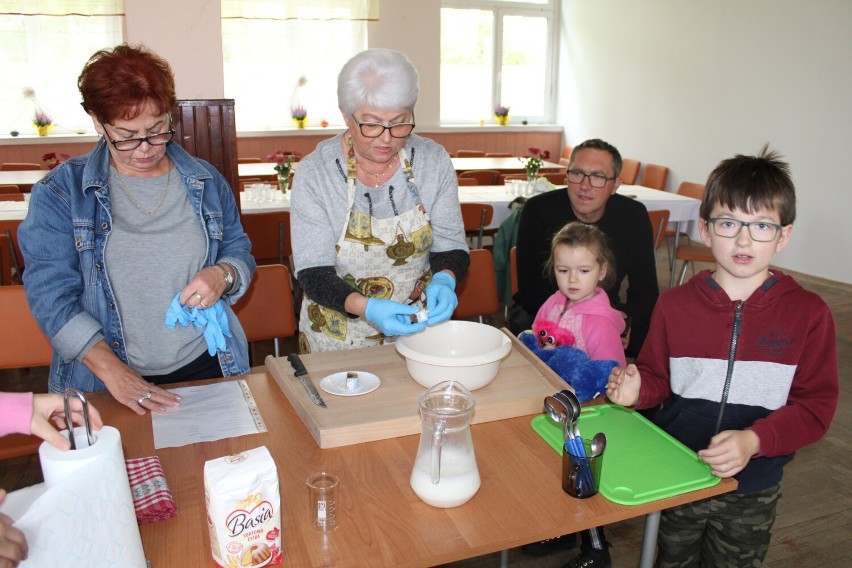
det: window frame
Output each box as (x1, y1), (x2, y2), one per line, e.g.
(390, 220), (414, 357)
(440, 0), (558, 125)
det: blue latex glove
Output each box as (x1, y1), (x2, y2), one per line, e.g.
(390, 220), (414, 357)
(164, 293), (192, 329)
(425, 272), (458, 325)
(191, 302), (233, 356)
(365, 298), (427, 337)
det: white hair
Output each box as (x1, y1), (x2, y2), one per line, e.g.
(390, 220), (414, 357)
(337, 48), (419, 116)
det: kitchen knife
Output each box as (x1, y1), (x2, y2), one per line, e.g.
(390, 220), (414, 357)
(287, 354), (327, 408)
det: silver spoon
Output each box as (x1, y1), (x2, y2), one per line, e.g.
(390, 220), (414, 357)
(558, 389), (583, 439)
(543, 395), (571, 444)
(590, 432), (607, 457)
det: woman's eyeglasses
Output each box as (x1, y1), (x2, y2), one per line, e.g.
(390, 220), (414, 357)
(105, 130), (175, 151)
(351, 114), (415, 138)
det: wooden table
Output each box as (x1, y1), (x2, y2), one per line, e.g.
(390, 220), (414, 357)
(89, 372), (735, 567)
(451, 157), (563, 174)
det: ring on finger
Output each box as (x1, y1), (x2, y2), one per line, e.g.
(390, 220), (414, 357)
(199, 300), (207, 308)
(137, 391), (153, 405)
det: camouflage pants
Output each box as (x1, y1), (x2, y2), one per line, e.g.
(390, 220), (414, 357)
(655, 484), (781, 568)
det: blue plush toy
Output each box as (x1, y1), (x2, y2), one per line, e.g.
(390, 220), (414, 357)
(519, 329), (618, 403)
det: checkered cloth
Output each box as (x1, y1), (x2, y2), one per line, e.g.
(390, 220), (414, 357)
(126, 456), (177, 524)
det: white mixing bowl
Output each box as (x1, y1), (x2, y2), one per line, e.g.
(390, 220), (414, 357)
(395, 321), (512, 390)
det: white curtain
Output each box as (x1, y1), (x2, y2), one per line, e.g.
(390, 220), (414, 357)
(0, 1), (124, 134)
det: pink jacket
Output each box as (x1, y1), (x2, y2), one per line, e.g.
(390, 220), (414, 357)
(0, 392), (34, 438)
(534, 288), (626, 366)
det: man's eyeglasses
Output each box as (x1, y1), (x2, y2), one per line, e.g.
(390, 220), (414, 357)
(566, 169), (616, 188)
(708, 218), (783, 242)
(351, 114), (415, 138)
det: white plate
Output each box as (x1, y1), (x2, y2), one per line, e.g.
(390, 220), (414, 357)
(319, 371), (381, 396)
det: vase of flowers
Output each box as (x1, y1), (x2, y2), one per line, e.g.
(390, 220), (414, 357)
(494, 105), (510, 126)
(267, 150), (300, 193)
(42, 152), (71, 169)
(34, 111), (53, 136)
(291, 105), (307, 128)
(521, 147), (551, 181)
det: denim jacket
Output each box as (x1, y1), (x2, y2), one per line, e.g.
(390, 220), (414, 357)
(19, 139), (256, 393)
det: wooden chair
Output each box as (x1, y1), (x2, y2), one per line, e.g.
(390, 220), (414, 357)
(172, 99), (239, 210)
(457, 177), (478, 186)
(647, 209), (671, 265)
(458, 170), (501, 185)
(456, 150), (486, 158)
(0, 234), (12, 285)
(453, 249), (500, 323)
(638, 163), (669, 190)
(539, 172), (568, 185)
(0, 163), (41, 171)
(500, 173), (528, 184)
(238, 157), (262, 164)
(0, 193), (24, 202)
(561, 146), (573, 160)
(558, 157), (571, 167)
(621, 158), (641, 185)
(460, 203), (494, 249)
(241, 211), (291, 266)
(0, 219), (24, 283)
(0, 184), (22, 194)
(485, 152), (513, 158)
(233, 264), (296, 361)
(666, 182), (706, 284)
(0, 284), (54, 459)
(674, 242), (715, 286)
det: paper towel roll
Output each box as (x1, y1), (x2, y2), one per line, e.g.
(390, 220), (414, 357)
(12, 425), (148, 567)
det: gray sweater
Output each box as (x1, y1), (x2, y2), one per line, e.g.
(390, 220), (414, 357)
(291, 133), (469, 313)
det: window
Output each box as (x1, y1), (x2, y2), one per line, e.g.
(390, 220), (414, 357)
(0, 1), (124, 135)
(440, 0), (555, 124)
(221, 1), (377, 132)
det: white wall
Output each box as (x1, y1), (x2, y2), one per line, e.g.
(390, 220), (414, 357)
(558, 0), (852, 284)
(121, 0), (851, 283)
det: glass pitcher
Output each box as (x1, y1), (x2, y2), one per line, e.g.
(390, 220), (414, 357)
(410, 380), (481, 508)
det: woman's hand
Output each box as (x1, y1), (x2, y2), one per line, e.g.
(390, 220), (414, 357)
(181, 266), (229, 310)
(0, 490), (27, 567)
(425, 272), (458, 325)
(82, 342), (181, 415)
(605, 364), (641, 407)
(30, 394), (104, 451)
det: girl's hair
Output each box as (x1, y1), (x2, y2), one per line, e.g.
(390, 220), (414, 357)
(78, 44), (176, 124)
(337, 48), (419, 116)
(545, 222), (617, 289)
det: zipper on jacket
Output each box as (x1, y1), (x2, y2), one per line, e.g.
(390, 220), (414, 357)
(714, 301), (744, 434)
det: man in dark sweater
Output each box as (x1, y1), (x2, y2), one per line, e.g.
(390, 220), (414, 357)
(513, 138), (659, 359)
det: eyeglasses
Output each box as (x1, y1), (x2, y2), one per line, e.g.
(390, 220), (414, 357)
(100, 119), (175, 151)
(566, 169), (616, 188)
(351, 114), (415, 138)
(708, 218), (783, 242)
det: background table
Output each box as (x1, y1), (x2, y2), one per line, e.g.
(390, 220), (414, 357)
(452, 157), (563, 173)
(0, 170), (46, 192)
(89, 371), (735, 568)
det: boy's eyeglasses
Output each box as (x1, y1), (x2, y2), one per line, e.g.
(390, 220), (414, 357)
(351, 114), (415, 138)
(708, 218), (783, 242)
(566, 169), (616, 188)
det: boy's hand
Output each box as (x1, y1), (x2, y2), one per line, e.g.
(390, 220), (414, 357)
(606, 364), (641, 406)
(698, 430), (761, 478)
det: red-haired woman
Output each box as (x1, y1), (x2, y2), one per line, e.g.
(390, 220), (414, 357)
(19, 44), (255, 415)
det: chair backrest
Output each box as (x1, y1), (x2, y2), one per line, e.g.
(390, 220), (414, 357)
(0, 285), (53, 368)
(172, 99), (240, 210)
(458, 169), (501, 185)
(638, 163), (669, 190)
(485, 152), (513, 158)
(500, 173), (528, 184)
(558, 157), (571, 167)
(456, 150), (486, 158)
(647, 209), (671, 253)
(0, 184), (22, 194)
(509, 246), (518, 296)
(0, 219), (24, 279)
(561, 146), (573, 159)
(0, 193), (25, 202)
(233, 264), (297, 343)
(0, 163), (41, 171)
(460, 203), (494, 249)
(0, 234), (12, 285)
(620, 158), (641, 185)
(238, 157), (262, 164)
(539, 172), (568, 185)
(453, 249), (500, 322)
(677, 181), (705, 200)
(457, 177), (478, 186)
(241, 211), (291, 265)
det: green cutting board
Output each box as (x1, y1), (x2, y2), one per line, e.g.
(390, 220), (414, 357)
(531, 404), (720, 505)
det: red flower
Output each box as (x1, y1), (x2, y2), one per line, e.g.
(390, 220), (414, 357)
(42, 151), (70, 169)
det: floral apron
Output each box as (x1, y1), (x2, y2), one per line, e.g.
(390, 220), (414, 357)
(299, 148), (434, 353)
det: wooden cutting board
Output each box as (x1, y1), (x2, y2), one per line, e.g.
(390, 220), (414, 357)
(265, 328), (569, 448)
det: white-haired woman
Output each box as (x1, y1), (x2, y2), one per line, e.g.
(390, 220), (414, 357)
(291, 48), (469, 353)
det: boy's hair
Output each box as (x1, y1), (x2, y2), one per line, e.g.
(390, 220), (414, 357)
(569, 138), (623, 178)
(545, 222), (617, 289)
(700, 145), (796, 225)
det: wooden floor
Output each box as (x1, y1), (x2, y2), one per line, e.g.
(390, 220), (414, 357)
(2, 258), (850, 567)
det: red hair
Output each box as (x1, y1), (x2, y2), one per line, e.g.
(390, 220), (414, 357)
(78, 44), (176, 123)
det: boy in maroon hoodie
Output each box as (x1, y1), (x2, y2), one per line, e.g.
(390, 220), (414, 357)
(607, 147), (839, 567)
